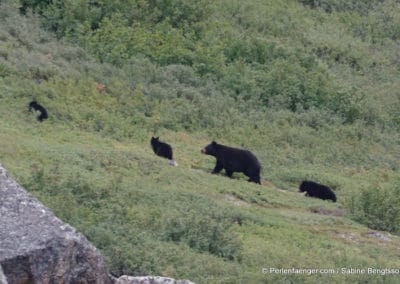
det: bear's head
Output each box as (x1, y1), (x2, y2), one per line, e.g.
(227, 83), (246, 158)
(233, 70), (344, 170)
(299, 181), (309, 192)
(28, 101), (38, 111)
(151, 136), (159, 146)
(201, 141), (218, 156)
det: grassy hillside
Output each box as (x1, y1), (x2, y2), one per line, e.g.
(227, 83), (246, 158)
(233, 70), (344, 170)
(1, 0), (400, 283)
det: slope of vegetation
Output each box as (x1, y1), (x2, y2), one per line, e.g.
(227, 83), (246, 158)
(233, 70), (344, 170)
(1, 0), (400, 282)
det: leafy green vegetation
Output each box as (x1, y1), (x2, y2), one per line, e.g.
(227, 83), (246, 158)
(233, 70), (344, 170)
(1, 0), (400, 282)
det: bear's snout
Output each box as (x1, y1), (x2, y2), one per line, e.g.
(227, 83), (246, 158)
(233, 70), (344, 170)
(201, 148), (206, 154)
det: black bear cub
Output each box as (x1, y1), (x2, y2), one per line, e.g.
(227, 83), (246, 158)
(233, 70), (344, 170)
(29, 101), (48, 122)
(150, 137), (178, 166)
(299, 180), (337, 202)
(201, 141), (261, 184)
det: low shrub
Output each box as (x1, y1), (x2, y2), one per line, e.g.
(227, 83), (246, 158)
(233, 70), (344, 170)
(162, 211), (242, 261)
(346, 180), (400, 234)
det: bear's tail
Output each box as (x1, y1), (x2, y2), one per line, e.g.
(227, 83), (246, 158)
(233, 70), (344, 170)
(169, 160), (178, 167)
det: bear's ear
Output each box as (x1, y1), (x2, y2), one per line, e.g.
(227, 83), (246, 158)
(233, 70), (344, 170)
(212, 141), (217, 145)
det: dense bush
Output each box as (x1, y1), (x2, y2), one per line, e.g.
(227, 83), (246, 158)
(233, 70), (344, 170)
(9, 0), (398, 134)
(347, 180), (400, 234)
(298, 0), (383, 14)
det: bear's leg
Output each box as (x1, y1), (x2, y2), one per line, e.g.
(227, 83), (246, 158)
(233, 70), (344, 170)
(212, 161), (223, 174)
(248, 176), (261, 184)
(225, 170), (233, 177)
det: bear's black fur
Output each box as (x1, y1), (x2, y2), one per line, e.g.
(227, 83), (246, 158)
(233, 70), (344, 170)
(299, 180), (337, 202)
(150, 137), (177, 166)
(29, 101), (48, 122)
(201, 141), (261, 184)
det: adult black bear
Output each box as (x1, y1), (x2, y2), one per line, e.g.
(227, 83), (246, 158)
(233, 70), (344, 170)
(29, 101), (48, 122)
(299, 180), (337, 202)
(201, 141), (261, 184)
(150, 137), (178, 166)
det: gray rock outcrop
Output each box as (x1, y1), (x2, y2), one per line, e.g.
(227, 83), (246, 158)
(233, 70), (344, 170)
(0, 163), (112, 284)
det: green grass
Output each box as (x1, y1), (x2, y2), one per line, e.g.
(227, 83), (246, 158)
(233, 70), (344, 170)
(1, 116), (400, 283)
